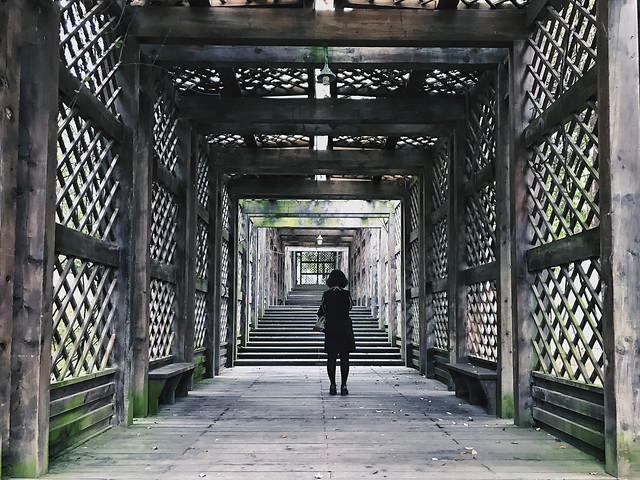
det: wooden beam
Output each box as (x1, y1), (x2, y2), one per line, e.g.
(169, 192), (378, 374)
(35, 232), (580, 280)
(128, 7), (526, 47)
(0, 0), (20, 457)
(54, 225), (120, 267)
(213, 149), (430, 175)
(249, 216), (384, 228)
(8, 3), (59, 476)
(240, 199), (396, 216)
(182, 97), (466, 126)
(140, 45), (509, 68)
(199, 122), (449, 138)
(276, 228), (359, 236)
(597, 0), (640, 476)
(58, 63), (125, 143)
(227, 178), (408, 200)
(526, 227), (600, 272)
(523, 68), (597, 148)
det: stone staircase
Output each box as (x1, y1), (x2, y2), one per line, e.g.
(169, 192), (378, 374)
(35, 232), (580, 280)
(236, 285), (404, 366)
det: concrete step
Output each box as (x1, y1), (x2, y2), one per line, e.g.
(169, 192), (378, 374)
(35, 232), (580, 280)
(239, 346), (400, 354)
(234, 358), (405, 367)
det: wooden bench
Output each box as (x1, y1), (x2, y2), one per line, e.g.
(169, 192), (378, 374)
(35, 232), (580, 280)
(445, 362), (497, 415)
(148, 362), (195, 415)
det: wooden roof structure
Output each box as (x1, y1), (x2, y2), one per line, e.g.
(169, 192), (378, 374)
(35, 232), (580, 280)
(2, 1), (640, 479)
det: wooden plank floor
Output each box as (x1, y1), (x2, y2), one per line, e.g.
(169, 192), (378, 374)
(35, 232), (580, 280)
(37, 366), (612, 480)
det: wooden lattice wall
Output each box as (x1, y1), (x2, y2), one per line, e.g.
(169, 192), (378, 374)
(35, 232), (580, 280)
(50, 0), (129, 458)
(518, 0), (604, 456)
(425, 139), (451, 383)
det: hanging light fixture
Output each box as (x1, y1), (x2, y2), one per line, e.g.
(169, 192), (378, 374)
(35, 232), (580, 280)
(316, 46), (336, 85)
(316, 234), (323, 245)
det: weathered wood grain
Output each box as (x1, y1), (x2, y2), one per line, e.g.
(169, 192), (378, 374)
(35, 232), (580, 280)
(509, 40), (537, 428)
(182, 96), (465, 126)
(526, 227), (600, 272)
(129, 65), (155, 418)
(495, 62), (514, 419)
(141, 44), (509, 69)
(227, 178), (408, 200)
(54, 224), (120, 267)
(0, 0), (21, 457)
(44, 366), (609, 480)
(597, 0), (640, 477)
(8, 2), (59, 477)
(128, 7), (527, 47)
(213, 149), (430, 176)
(199, 122), (449, 137)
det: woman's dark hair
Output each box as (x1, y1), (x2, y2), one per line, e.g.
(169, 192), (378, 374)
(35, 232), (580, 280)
(326, 269), (348, 288)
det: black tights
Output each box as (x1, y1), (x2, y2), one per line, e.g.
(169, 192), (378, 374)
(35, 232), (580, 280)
(327, 352), (350, 386)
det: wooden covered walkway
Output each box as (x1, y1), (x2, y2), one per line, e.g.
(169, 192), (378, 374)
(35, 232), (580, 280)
(35, 366), (609, 480)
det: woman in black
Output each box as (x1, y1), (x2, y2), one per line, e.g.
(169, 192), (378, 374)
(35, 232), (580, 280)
(317, 269), (355, 395)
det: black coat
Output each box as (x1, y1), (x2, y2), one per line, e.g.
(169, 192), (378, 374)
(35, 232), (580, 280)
(317, 287), (356, 355)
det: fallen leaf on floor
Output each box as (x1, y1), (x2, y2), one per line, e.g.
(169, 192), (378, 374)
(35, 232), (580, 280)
(446, 412), (452, 415)
(373, 471), (378, 474)
(431, 457), (438, 461)
(471, 450), (477, 455)
(560, 445), (567, 449)
(281, 434), (287, 438)
(199, 474), (206, 478)
(314, 475), (323, 479)
(459, 402), (464, 405)
(460, 451), (467, 454)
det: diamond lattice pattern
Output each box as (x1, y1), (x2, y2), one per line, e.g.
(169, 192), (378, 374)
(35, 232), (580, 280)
(149, 278), (176, 360)
(532, 260), (603, 386)
(52, 255), (117, 381)
(527, 0), (597, 120)
(467, 281), (498, 362)
(151, 183), (178, 264)
(236, 68), (309, 96)
(59, 0), (123, 114)
(434, 291), (449, 351)
(194, 291), (207, 350)
(153, 89), (180, 174)
(528, 104), (599, 245)
(57, 100), (120, 241)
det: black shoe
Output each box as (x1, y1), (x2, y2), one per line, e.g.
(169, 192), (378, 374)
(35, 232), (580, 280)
(329, 384), (337, 395)
(341, 385), (349, 396)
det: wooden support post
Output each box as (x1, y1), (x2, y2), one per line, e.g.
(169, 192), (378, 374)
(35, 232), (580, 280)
(387, 212), (397, 345)
(112, 36), (140, 425)
(228, 194), (240, 366)
(209, 172), (224, 375)
(129, 64), (154, 419)
(418, 173), (429, 376)
(597, 1), (640, 476)
(0, 0), (21, 458)
(238, 208), (250, 347)
(8, 2), (59, 476)
(450, 121), (467, 366)
(509, 40), (537, 427)
(423, 157), (437, 378)
(495, 61), (514, 419)
(402, 194), (412, 366)
(174, 121), (195, 364)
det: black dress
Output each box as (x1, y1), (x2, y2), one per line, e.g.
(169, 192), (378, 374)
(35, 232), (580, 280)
(318, 288), (356, 355)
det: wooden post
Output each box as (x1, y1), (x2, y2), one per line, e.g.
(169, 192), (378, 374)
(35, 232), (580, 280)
(495, 61), (514, 419)
(0, 0), (21, 457)
(418, 173), (429, 375)
(8, 2), (59, 476)
(111, 35), (141, 424)
(509, 40), (537, 427)
(129, 64), (154, 419)
(422, 156), (436, 378)
(597, 1), (640, 476)
(209, 172), (224, 375)
(174, 121), (195, 363)
(450, 121), (467, 365)
(387, 212), (397, 345)
(228, 193), (239, 366)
